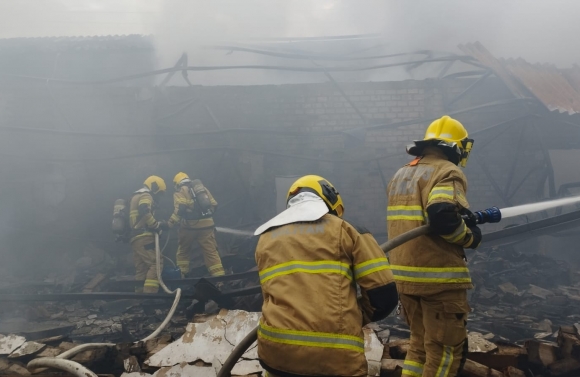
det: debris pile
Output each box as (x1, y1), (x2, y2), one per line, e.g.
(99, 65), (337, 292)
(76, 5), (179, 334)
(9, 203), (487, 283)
(0, 299), (191, 346)
(4, 308), (580, 376)
(0, 309), (387, 376)
(378, 325), (580, 377)
(467, 246), (580, 341)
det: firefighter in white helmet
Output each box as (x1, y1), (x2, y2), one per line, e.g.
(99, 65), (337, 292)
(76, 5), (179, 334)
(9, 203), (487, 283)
(387, 116), (481, 377)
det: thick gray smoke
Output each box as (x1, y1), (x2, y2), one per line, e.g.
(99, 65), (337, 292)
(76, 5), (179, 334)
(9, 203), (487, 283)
(2, 1), (580, 70)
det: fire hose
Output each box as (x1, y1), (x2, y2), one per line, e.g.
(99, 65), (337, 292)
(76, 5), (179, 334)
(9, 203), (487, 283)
(216, 205), (505, 377)
(28, 206), (502, 376)
(217, 224), (432, 377)
(27, 232), (180, 376)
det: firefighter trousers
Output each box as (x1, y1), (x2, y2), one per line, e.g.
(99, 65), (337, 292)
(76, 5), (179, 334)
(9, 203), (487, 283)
(399, 289), (470, 377)
(131, 236), (163, 293)
(176, 227), (225, 277)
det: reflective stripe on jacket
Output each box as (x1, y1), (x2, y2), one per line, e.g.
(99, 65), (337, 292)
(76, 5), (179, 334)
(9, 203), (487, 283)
(129, 191), (159, 243)
(255, 214), (395, 377)
(386, 148), (474, 295)
(168, 185), (217, 229)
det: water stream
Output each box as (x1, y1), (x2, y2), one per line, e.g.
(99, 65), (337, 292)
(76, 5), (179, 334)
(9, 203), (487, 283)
(500, 195), (580, 218)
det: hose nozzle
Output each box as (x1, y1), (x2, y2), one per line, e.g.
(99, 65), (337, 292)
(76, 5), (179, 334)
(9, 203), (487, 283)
(473, 206), (502, 224)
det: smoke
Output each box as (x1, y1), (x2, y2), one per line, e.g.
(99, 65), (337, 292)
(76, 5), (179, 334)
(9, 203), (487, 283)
(150, 1), (392, 85)
(2, 0), (580, 78)
(146, 0), (580, 85)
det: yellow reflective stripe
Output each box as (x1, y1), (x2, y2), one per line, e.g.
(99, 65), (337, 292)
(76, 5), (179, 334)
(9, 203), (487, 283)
(463, 234), (475, 248)
(402, 360), (424, 377)
(169, 213), (181, 223)
(390, 265), (471, 283)
(259, 260), (352, 284)
(144, 279), (159, 287)
(144, 216), (157, 227)
(388, 205), (423, 210)
(138, 197), (152, 206)
(428, 193), (454, 202)
(258, 322), (364, 353)
(436, 345), (454, 377)
(387, 215), (425, 220)
(387, 205), (425, 221)
(428, 186), (454, 203)
(354, 258), (390, 280)
(130, 232), (154, 243)
(441, 222), (467, 243)
(208, 264), (225, 276)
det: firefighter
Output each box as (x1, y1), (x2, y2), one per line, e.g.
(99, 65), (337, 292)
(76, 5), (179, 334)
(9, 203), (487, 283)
(129, 176), (168, 293)
(253, 175), (398, 377)
(167, 172), (225, 277)
(386, 115), (482, 377)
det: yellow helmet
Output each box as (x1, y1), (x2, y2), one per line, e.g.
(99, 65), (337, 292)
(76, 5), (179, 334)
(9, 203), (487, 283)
(173, 172), (190, 188)
(407, 115), (474, 167)
(143, 175), (167, 194)
(287, 175), (344, 217)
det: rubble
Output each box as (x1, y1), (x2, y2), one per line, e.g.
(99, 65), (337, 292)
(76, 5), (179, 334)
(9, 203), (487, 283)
(145, 309), (262, 375)
(0, 239), (579, 376)
(7, 341), (46, 358)
(378, 326), (580, 376)
(0, 334), (26, 355)
(468, 332), (498, 353)
(363, 327), (384, 377)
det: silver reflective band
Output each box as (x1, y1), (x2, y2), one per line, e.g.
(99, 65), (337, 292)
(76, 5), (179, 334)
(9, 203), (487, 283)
(387, 209), (425, 217)
(402, 362), (424, 376)
(259, 261), (353, 283)
(354, 259), (390, 279)
(258, 324), (364, 352)
(392, 269), (470, 279)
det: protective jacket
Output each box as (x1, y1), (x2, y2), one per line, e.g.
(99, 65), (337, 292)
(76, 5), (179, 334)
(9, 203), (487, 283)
(255, 211), (398, 377)
(387, 147), (477, 296)
(129, 189), (161, 243)
(168, 185), (217, 229)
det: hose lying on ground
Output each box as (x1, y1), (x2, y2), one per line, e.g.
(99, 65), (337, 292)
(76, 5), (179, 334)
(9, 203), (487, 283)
(140, 232), (182, 341)
(28, 232), (181, 376)
(28, 358), (99, 377)
(216, 224), (431, 377)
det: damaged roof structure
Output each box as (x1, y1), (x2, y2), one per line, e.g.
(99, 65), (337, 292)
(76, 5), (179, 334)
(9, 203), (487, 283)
(3, 36), (580, 376)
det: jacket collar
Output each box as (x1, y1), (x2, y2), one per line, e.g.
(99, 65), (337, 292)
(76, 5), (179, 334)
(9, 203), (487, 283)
(254, 192), (329, 236)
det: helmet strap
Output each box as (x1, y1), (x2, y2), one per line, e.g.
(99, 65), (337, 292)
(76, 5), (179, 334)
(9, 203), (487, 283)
(459, 138), (474, 168)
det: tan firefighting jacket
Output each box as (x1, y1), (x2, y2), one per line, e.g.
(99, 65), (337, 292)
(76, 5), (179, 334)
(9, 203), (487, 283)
(129, 190), (161, 243)
(255, 214), (396, 377)
(167, 185), (217, 229)
(387, 147), (475, 295)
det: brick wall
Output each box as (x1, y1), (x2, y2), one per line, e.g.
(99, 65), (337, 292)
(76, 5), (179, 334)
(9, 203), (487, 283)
(0, 76), (559, 276)
(159, 78), (542, 235)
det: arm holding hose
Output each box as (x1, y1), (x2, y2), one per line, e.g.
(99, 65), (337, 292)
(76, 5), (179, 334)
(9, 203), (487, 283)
(426, 173), (482, 249)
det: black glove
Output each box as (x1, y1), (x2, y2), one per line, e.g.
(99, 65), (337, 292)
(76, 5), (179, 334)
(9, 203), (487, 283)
(156, 220), (169, 232)
(468, 225), (482, 249)
(460, 208), (477, 228)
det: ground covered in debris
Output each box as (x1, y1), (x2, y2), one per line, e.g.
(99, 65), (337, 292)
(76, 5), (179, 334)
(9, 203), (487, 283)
(2, 243), (580, 376)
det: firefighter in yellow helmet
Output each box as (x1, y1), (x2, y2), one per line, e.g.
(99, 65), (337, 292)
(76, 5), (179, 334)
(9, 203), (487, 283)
(386, 116), (481, 377)
(129, 176), (168, 293)
(167, 172), (225, 277)
(253, 175), (398, 377)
